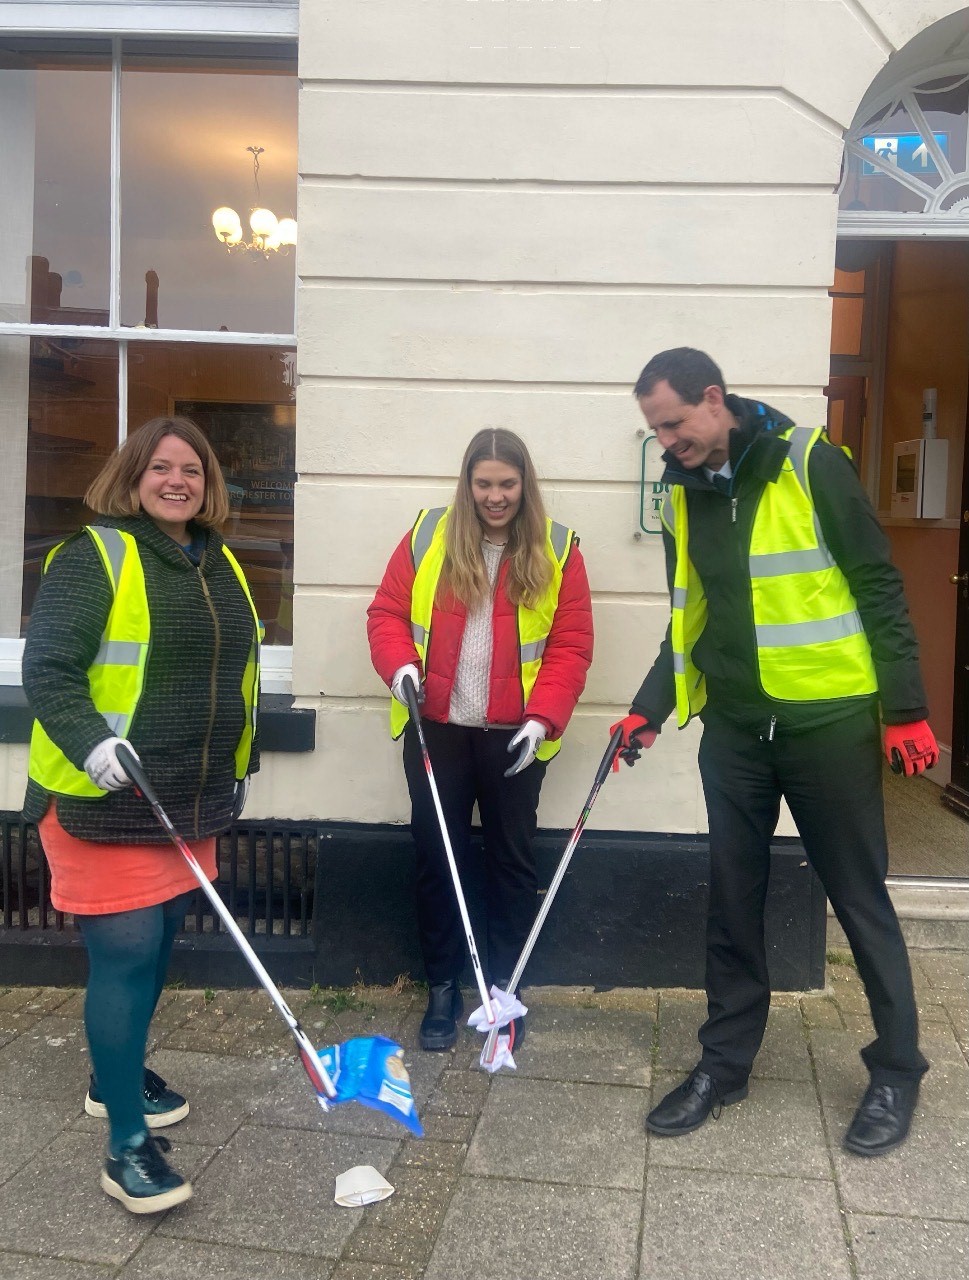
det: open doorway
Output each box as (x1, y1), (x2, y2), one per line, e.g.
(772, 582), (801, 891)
(827, 238), (969, 875)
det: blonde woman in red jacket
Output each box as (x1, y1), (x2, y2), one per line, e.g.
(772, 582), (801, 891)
(368, 428), (593, 1051)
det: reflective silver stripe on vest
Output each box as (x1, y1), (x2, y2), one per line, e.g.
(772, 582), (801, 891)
(549, 520), (570, 563)
(412, 622), (428, 648)
(101, 712), (127, 735)
(749, 546), (835, 577)
(94, 639), (145, 666)
(672, 653), (686, 673)
(672, 585), (688, 608)
(520, 639), (546, 663)
(755, 610), (865, 648)
(89, 525), (127, 593)
(412, 507), (447, 571)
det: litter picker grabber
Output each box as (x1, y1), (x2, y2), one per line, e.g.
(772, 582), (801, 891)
(401, 675), (495, 1028)
(116, 745), (423, 1134)
(475, 726), (623, 1071)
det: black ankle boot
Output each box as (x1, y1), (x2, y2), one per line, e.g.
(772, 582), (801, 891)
(420, 979), (463, 1051)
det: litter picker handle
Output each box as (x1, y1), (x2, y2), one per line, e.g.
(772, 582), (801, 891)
(115, 744), (337, 1102)
(401, 676), (495, 1026)
(597, 727), (624, 786)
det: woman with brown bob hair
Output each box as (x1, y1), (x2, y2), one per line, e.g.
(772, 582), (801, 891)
(22, 416), (260, 1215)
(368, 428), (593, 1053)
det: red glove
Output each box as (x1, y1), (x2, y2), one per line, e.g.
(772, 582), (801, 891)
(609, 713), (657, 769)
(884, 721), (939, 777)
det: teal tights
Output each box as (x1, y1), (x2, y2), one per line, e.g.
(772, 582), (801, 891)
(76, 893), (190, 1156)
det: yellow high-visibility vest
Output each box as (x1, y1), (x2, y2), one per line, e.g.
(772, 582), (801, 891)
(389, 506), (574, 760)
(660, 425), (878, 727)
(28, 525), (260, 797)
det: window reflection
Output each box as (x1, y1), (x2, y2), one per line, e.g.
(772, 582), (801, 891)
(9, 336), (120, 634)
(120, 44), (297, 334)
(0, 38), (111, 325)
(127, 342), (296, 643)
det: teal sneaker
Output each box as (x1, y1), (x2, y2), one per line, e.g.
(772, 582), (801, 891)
(85, 1068), (189, 1129)
(101, 1133), (192, 1214)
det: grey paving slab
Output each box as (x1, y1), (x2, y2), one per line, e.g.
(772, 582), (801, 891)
(0, 1255), (113, 1280)
(493, 1004), (653, 1087)
(810, 1026), (969, 1121)
(116, 1236), (334, 1279)
(425, 1067), (491, 1119)
(647, 1075), (831, 1179)
(751, 1005), (814, 1081)
(848, 1214), (969, 1279)
(653, 995), (706, 1074)
(0, 1017), (89, 1100)
(0, 1096), (82, 1185)
(329, 1266), (421, 1280)
(248, 1048), (445, 1140)
(424, 1175), (641, 1280)
(0, 1130), (213, 1267)
(157, 1123), (399, 1259)
(915, 951), (969, 992)
(466, 1076), (646, 1189)
(340, 1165), (457, 1270)
(831, 1117), (969, 1219)
(640, 1167), (853, 1280)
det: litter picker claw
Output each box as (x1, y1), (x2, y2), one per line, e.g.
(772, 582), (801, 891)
(401, 676), (495, 1028)
(116, 745), (423, 1133)
(476, 727), (623, 1071)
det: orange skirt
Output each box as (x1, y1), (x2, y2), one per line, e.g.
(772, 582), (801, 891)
(39, 804), (217, 916)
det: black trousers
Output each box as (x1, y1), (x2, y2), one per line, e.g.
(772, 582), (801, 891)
(402, 720), (547, 984)
(696, 707), (929, 1090)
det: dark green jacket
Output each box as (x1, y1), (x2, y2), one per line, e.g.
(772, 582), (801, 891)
(633, 396), (929, 736)
(23, 515), (260, 842)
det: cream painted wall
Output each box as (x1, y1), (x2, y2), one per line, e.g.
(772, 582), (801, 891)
(282, 0), (967, 833)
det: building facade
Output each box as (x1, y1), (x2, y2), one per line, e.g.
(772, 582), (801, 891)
(1, 1), (967, 866)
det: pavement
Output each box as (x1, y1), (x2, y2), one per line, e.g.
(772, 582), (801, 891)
(0, 950), (966, 1280)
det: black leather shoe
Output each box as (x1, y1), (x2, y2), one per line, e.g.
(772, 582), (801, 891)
(843, 1081), (919, 1157)
(646, 1067), (748, 1136)
(419, 980), (463, 1051)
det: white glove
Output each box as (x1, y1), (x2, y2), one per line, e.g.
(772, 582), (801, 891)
(391, 664), (423, 706)
(83, 737), (139, 791)
(504, 720), (547, 777)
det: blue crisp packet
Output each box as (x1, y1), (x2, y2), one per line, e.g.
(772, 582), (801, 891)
(316, 1035), (424, 1136)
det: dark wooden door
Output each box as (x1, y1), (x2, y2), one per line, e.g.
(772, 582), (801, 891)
(944, 380), (969, 818)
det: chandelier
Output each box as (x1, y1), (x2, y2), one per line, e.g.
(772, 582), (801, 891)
(212, 145), (297, 257)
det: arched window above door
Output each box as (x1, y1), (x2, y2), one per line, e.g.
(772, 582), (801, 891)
(839, 63), (969, 236)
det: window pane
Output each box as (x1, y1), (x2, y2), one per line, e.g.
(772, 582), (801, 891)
(127, 341), (296, 643)
(120, 44), (297, 334)
(3, 335), (120, 637)
(0, 38), (111, 325)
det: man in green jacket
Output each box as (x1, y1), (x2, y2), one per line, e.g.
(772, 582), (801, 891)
(611, 347), (937, 1157)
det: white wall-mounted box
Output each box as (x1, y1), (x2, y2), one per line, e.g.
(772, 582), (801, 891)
(890, 438), (948, 519)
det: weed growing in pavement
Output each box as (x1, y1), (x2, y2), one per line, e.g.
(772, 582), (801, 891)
(826, 949), (857, 967)
(203, 988), (216, 1003)
(307, 984), (377, 1015)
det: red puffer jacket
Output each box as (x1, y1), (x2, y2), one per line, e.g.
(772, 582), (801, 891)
(367, 529), (593, 741)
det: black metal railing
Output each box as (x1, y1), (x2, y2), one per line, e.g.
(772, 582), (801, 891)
(0, 814), (317, 940)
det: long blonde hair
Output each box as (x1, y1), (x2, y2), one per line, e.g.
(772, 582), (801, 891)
(442, 428), (551, 608)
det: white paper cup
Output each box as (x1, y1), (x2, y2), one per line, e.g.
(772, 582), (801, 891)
(334, 1165), (395, 1207)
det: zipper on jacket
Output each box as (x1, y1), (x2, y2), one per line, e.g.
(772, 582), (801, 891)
(195, 565), (221, 837)
(759, 715), (777, 743)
